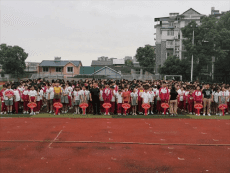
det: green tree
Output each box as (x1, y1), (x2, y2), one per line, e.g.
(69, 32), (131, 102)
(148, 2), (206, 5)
(181, 12), (230, 81)
(125, 59), (133, 67)
(159, 56), (190, 81)
(135, 45), (156, 74)
(0, 44), (28, 78)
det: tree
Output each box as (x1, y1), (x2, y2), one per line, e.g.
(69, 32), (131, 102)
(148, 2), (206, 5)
(181, 12), (230, 81)
(0, 44), (28, 78)
(159, 56), (190, 81)
(135, 45), (156, 74)
(125, 59), (133, 67)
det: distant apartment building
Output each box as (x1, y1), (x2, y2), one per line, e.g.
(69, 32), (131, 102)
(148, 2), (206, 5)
(154, 8), (205, 74)
(210, 7), (229, 19)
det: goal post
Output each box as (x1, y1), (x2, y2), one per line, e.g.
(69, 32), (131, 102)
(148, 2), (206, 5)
(164, 75), (182, 81)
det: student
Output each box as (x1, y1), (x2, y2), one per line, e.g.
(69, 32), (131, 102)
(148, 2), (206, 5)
(130, 88), (138, 116)
(122, 85), (131, 115)
(202, 83), (212, 116)
(116, 89), (123, 116)
(38, 86), (43, 113)
(53, 81), (62, 115)
(148, 87), (155, 115)
(183, 87), (190, 113)
(188, 90), (194, 115)
(0, 85), (7, 115)
(22, 85), (29, 114)
(3, 85), (14, 114)
(110, 86), (116, 115)
(177, 86), (185, 112)
(13, 85), (21, 114)
(212, 87), (220, 115)
(67, 83), (73, 109)
(194, 86), (203, 116)
(141, 86), (150, 115)
(46, 84), (54, 114)
(28, 85), (37, 115)
(159, 82), (170, 115)
(156, 85), (162, 115)
(225, 87), (229, 114)
(218, 86), (226, 116)
(61, 85), (69, 114)
(137, 85), (144, 114)
(99, 86), (105, 114)
(169, 85), (178, 116)
(73, 86), (81, 114)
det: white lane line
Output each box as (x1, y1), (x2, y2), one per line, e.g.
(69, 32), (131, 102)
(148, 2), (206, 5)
(48, 130), (63, 148)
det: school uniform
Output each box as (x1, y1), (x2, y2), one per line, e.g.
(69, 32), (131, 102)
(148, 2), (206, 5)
(159, 87), (169, 112)
(183, 91), (189, 111)
(130, 92), (138, 106)
(80, 90), (89, 103)
(110, 90), (117, 114)
(142, 92), (150, 104)
(122, 90), (131, 114)
(67, 86), (73, 107)
(219, 91), (226, 104)
(22, 89), (29, 112)
(14, 89), (20, 114)
(116, 93), (123, 114)
(3, 89), (14, 107)
(100, 90), (104, 113)
(0, 89), (7, 113)
(194, 90), (203, 114)
(177, 90), (185, 110)
(61, 88), (69, 104)
(225, 90), (229, 113)
(149, 91), (155, 105)
(36, 91), (41, 112)
(39, 90), (43, 109)
(73, 91), (81, 106)
(137, 90), (144, 113)
(188, 94), (194, 113)
(156, 89), (161, 112)
(28, 90), (37, 112)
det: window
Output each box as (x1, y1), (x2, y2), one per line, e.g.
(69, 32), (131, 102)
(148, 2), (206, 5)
(167, 41), (173, 45)
(169, 22), (173, 26)
(43, 67), (49, 72)
(167, 30), (174, 36)
(67, 67), (73, 73)
(56, 67), (62, 72)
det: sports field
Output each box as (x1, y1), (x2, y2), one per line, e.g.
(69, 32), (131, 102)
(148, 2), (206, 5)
(0, 114), (230, 173)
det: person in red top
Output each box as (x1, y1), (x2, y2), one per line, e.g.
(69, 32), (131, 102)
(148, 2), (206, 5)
(122, 85), (131, 115)
(0, 85), (7, 114)
(102, 82), (112, 115)
(188, 89), (195, 114)
(137, 85), (144, 114)
(159, 82), (170, 114)
(194, 85), (203, 116)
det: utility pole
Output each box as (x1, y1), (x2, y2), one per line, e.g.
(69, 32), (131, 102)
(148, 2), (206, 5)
(191, 29), (194, 82)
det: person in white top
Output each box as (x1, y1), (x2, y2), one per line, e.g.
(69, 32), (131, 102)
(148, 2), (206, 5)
(46, 84), (54, 114)
(67, 84), (73, 109)
(130, 88), (138, 115)
(3, 84), (14, 114)
(116, 89), (123, 115)
(218, 86), (227, 116)
(148, 87), (155, 115)
(73, 86), (81, 114)
(110, 86), (117, 115)
(212, 87), (220, 115)
(28, 86), (37, 115)
(177, 87), (185, 111)
(80, 86), (88, 104)
(226, 87), (230, 114)
(13, 85), (21, 114)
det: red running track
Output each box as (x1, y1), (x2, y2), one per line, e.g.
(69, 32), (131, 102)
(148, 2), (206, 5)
(0, 118), (230, 173)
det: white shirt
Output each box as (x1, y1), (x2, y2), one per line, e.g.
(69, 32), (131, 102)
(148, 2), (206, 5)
(3, 89), (14, 100)
(142, 92), (150, 104)
(225, 90), (229, 102)
(39, 90), (43, 100)
(14, 90), (20, 102)
(23, 90), (29, 96)
(36, 91), (41, 101)
(148, 91), (155, 102)
(156, 90), (161, 101)
(18, 87), (24, 92)
(130, 92), (138, 99)
(46, 87), (54, 100)
(177, 90), (185, 101)
(111, 90), (117, 102)
(116, 93), (123, 103)
(212, 91), (219, 103)
(28, 90), (37, 97)
(219, 91), (226, 97)
(73, 91), (81, 100)
(67, 86), (73, 96)
(100, 90), (104, 101)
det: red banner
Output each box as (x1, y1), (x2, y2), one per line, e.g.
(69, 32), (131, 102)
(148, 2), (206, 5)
(142, 103), (151, 116)
(194, 103), (203, 115)
(218, 104), (227, 116)
(122, 103), (131, 115)
(53, 102), (63, 115)
(161, 103), (169, 115)
(102, 103), (111, 115)
(79, 103), (88, 115)
(27, 102), (37, 112)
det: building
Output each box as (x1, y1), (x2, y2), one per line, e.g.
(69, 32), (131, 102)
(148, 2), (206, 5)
(154, 8), (205, 74)
(112, 59), (125, 66)
(91, 56), (113, 67)
(211, 7), (229, 19)
(38, 57), (82, 79)
(124, 56), (132, 61)
(77, 66), (121, 79)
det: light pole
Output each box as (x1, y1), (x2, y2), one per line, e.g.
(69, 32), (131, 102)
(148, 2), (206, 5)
(191, 25), (197, 82)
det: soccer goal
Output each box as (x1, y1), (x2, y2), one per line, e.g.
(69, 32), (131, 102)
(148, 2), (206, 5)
(164, 75), (182, 81)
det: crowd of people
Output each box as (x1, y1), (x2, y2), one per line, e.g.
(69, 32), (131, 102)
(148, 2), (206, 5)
(0, 78), (229, 116)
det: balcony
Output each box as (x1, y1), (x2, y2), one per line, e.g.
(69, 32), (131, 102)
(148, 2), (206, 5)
(166, 44), (174, 49)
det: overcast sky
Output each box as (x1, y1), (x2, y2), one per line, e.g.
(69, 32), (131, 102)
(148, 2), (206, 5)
(1, 0), (229, 66)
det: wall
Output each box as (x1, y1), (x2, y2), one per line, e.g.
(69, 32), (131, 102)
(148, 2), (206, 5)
(63, 62), (81, 78)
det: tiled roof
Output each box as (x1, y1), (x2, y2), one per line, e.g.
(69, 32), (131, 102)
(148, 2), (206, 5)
(91, 60), (113, 66)
(80, 66), (102, 75)
(39, 60), (81, 67)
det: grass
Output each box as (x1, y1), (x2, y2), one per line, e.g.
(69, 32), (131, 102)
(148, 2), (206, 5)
(1, 113), (230, 119)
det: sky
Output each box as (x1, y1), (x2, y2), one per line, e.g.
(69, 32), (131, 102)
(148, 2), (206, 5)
(1, 0), (230, 66)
